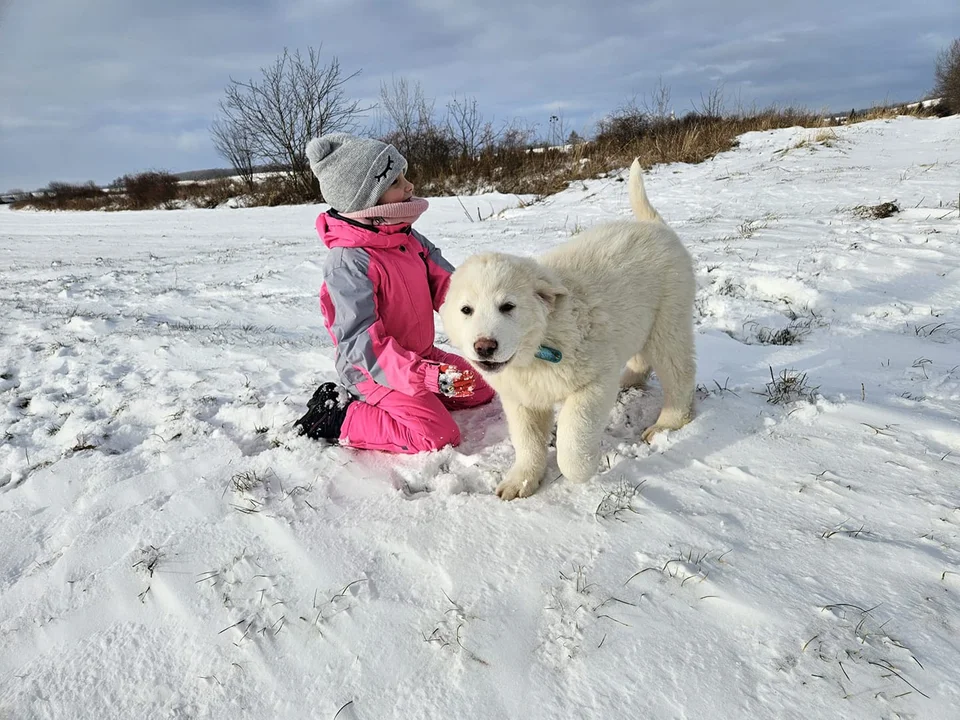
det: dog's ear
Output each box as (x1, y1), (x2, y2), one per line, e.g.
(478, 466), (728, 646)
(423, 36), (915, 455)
(534, 266), (567, 308)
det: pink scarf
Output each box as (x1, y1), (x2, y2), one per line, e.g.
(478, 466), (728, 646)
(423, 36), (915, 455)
(342, 197), (429, 226)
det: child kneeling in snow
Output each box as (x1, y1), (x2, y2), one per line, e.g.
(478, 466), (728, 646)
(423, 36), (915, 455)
(294, 133), (494, 452)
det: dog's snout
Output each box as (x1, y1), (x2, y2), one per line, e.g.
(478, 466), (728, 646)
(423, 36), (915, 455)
(474, 338), (498, 359)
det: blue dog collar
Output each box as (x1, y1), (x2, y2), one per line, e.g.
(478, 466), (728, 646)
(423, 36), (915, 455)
(535, 345), (563, 363)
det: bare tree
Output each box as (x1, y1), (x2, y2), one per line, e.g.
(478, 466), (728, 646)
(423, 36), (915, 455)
(211, 118), (257, 190)
(934, 38), (960, 113)
(213, 47), (367, 197)
(642, 77), (673, 120)
(377, 77), (457, 176)
(497, 119), (537, 152)
(378, 77), (436, 158)
(446, 94), (494, 159)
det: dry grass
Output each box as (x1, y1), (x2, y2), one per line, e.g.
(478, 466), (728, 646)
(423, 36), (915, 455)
(761, 367), (820, 405)
(412, 107), (829, 197)
(812, 128), (839, 144)
(853, 201), (900, 219)
(776, 128), (839, 155)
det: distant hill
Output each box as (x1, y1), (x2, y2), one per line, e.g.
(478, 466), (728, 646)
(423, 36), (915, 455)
(173, 163), (289, 183)
(173, 168), (237, 182)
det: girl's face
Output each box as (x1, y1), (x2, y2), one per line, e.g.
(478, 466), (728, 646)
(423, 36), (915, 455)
(378, 171), (415, 205)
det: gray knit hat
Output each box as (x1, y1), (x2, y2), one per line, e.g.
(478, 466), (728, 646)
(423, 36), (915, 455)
(306, 133), (407, 212)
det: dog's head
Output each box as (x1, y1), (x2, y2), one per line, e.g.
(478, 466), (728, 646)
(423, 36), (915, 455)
(440, 253), (567, 374)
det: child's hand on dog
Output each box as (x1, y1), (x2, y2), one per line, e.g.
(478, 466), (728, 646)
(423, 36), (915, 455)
(437, 365), (476, 398)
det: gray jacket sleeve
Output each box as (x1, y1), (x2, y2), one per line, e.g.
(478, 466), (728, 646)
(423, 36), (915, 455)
(412, 229), (455, 309)
(412, 230), (454, 273)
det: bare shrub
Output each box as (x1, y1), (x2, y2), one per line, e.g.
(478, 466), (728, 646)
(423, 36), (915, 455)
(497, 120), (537, 152)
(642, 77), (673, 120)
(693, 83), (727, 118)
(178, 178), (241, 209)
(46, 181), (101, 201)
(12, 181), (113, 211)
(596, 100), (651, 147)
(119, 171), (180, 209)
(251, 175), (315, 206)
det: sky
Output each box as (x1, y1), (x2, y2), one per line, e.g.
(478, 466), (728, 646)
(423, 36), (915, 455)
(1, 0), (957, 191)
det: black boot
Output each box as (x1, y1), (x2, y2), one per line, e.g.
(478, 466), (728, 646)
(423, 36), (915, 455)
(294, 382), (354, 442)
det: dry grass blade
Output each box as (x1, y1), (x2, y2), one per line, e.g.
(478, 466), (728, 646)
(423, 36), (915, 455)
(595, 479), (646, 520)
(333, 700), (354, 720)
(866, 660), (930, 699)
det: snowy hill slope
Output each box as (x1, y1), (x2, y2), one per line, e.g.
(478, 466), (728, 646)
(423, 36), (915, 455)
(1, 116), (959, 719)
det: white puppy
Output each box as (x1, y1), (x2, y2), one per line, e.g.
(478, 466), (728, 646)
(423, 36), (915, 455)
(441, 159), (696, 500)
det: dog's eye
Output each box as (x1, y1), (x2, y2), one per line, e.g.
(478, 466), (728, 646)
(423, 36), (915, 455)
(460, 305), (473, 316)
(498, 302), (516, 313)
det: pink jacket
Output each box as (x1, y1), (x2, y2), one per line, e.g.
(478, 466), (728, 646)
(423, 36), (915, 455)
(317, 211), (455, 406)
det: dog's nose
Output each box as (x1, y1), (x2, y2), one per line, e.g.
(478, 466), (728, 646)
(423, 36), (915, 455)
(474, 338), (498, 359)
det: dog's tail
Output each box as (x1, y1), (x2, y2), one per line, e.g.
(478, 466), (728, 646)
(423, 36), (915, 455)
(628, 158), (664, 224)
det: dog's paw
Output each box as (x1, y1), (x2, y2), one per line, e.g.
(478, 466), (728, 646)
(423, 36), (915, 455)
(495, 468), (541, 501)
(641, 424), (671, 443)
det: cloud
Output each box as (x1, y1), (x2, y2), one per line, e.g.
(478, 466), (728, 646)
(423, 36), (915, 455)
(1, 0), (958, 190)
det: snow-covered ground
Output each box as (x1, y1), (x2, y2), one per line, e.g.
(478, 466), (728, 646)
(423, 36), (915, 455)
(1, 116), (959, 719)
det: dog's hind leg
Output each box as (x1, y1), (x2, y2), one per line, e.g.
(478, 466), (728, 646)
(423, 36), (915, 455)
(620, 352), (652, 389)
(641, 310), (696, 443)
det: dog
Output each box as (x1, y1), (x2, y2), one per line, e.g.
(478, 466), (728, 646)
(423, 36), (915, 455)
(440, 159), (696, 500)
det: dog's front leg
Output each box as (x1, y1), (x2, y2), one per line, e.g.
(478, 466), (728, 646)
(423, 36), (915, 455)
(496, 402), (554, 500)
(555, 381), (619, 484)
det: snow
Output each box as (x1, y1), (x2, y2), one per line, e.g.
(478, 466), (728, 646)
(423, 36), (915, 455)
(2, 115), (959, 719)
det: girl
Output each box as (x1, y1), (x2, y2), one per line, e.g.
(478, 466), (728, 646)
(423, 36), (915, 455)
(294, 133), (495, 453)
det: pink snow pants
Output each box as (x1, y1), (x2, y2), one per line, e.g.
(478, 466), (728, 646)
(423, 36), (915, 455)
(339, 347), (495, 454)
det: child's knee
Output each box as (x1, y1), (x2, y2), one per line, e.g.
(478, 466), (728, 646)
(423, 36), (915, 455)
(416, 415), (461, 451)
